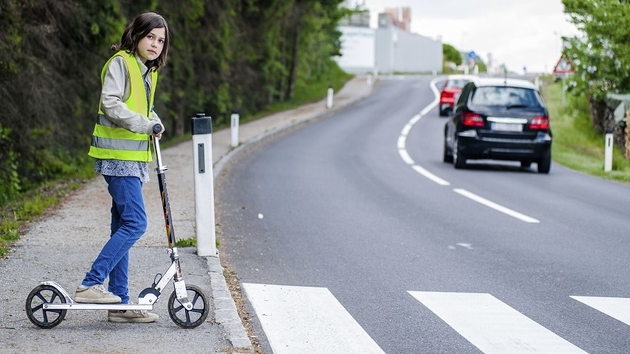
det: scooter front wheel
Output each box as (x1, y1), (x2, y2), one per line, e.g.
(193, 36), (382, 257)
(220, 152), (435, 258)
(168, 284), (209, 328)
(25, 285), (67, 328)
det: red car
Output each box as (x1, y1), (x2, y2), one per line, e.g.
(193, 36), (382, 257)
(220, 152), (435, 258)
(439, 75), (477, 116)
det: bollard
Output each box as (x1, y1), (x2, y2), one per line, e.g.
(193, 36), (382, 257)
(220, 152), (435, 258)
(191, 113), (216, 256)
(605, 131), (613, 172)
(326, 86), (333, 109)
(230, 109), (239, 148)
(367, 73), (372, 86)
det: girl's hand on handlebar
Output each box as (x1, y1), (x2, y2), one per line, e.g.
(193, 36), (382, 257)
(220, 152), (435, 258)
(152, 123), (164, 139)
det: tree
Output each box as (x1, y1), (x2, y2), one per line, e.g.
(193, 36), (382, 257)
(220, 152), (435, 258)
(283, 0), (344, 100)
(0, 0), (350, 205)
(443, 43), (462, 66)
(562, 0), (630, 135)
(0, 0), (125, 193)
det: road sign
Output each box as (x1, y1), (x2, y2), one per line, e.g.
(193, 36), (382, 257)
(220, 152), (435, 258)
(553, 53), (575, 75)
(467, 51), (476, 68)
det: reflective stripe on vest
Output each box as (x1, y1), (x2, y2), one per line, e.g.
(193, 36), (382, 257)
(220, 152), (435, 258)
(88, 50), (158, 162)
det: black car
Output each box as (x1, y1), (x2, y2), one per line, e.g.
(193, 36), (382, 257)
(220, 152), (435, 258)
(443, 78), (552, 173)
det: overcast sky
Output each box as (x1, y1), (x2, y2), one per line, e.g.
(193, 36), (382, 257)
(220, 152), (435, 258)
(352, 0), (579, 73)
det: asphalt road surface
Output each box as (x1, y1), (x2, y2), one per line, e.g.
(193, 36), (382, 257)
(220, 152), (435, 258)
(217, 75), (630, 354)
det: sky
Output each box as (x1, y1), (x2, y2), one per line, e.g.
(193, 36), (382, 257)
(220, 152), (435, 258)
(350, 0), (580, 74)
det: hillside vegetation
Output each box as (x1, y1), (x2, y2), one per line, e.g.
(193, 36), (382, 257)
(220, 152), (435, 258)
(0, 0), (349, 206)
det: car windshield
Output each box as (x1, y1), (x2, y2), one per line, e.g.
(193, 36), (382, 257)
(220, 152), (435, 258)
(470, 86), (541, 107)
(445, 79), (471, 89)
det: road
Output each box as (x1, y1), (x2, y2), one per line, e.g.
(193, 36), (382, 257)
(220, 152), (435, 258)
(216, 75), (630, 354)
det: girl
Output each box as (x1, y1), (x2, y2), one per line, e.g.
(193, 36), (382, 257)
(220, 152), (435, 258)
(75, 12), (170, 324)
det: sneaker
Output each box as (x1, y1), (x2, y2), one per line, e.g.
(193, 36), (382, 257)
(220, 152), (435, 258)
(108, 308), (159, 323)
(75, 284), (122, 304)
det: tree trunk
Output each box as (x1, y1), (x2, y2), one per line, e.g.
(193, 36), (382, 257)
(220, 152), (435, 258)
(278, 22), (287, 102)
(286, 4), (301, 100)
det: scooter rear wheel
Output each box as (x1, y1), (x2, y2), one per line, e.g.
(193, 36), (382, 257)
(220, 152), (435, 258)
(25, 285), (67, 328)
(168, 284), (209, 328)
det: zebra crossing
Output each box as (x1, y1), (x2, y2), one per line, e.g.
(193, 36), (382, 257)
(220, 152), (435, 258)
(243, 283), (629, 354)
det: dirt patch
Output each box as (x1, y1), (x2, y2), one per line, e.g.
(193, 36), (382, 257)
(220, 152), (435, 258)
(222, 262), (264, 354)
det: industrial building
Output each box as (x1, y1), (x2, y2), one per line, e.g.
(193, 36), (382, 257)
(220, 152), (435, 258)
(336, 4), (443, 75)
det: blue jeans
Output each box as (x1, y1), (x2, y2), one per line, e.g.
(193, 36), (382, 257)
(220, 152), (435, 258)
(82, 175), (147, 304)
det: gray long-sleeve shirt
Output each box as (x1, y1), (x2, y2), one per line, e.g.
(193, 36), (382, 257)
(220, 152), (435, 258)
(95, 55), (163, 183)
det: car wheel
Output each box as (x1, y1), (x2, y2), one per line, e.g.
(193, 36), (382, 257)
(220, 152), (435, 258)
(537, 153), (551, 174)
(439, 109), (446, 117)
(443, 139), (453, 163)
(453, 139), (466, 169)
(520, 161), (532, 169)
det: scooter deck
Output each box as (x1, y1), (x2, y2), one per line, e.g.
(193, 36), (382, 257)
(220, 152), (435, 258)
(40, 280), (155, 311)
(45, 303), (153, 311)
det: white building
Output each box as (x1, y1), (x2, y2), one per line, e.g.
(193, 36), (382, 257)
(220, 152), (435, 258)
(336, 9), (442, 74)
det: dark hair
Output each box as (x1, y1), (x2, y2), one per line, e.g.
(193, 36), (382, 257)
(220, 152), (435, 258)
(112, 12), (170, 70)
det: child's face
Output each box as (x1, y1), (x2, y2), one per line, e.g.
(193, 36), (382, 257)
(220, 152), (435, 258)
(137, 27), (166, 64)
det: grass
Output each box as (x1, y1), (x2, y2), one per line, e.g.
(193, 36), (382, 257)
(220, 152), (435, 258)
(175, 237), (220, 250)
(239, 64), (353, 125)
(541, 77), (630, 184)
(0, 178), (84, 257)
(176, 237), (197, 248)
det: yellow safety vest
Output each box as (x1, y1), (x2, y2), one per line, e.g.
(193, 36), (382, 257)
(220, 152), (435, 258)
(88, 50), (158, 162)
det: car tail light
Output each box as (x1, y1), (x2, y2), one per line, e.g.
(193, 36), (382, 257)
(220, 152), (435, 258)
(441, 90), (454, 100)
(462, 112), (484, 127)
(529, 115), (549, 130)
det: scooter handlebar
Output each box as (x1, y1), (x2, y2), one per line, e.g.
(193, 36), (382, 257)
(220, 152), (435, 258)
(152, 123), (162, 134)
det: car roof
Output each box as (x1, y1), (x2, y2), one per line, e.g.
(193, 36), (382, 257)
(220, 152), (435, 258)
(445, 74), (478, 81)
(472, 77), (537, 90)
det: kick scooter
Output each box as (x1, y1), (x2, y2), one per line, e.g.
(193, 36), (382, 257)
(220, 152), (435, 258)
(25, 125), (210, 328)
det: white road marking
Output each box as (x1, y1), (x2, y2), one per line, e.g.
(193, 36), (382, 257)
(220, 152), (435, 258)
(398, 148), (415, 165)
(454, 188), (540, 223)
(456, 243), (473, 249)
(242, 283), (385, 354)
(397, 135), (406, 149)
(396, 89), (450, 186)
(401, 122), (413, 136)
(396, 78), (448, 187)
(412, 165), (450, 186)
(409, 291), (587, 354)
(420, 79), (441, 116)
(409, 113), (423, 125)
(572, 296), (630, 326)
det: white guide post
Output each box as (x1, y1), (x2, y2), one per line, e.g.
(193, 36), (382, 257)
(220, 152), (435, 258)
(326, 87), (333, 109)
(605, 131), (613, 172)
(230, 110), (239, 148)
(191, 113), (216, 256)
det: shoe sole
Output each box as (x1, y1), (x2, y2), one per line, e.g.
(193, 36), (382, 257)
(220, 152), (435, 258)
(74, 297), (122, 304)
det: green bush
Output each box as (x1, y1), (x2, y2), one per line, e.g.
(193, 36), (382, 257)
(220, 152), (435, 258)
(543, 79), (630, 184)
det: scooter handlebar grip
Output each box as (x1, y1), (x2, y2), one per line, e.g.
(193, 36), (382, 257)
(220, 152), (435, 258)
(152, 123), (162, 134)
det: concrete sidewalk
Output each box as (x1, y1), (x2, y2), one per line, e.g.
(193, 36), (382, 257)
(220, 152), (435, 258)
(0, 75), (374, 353)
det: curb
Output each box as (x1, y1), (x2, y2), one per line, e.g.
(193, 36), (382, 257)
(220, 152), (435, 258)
(206, 255), (253, 351)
